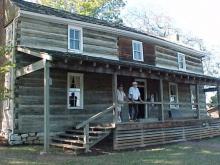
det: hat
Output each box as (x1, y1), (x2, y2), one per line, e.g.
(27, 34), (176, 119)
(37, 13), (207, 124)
(132, 81), (138, 85)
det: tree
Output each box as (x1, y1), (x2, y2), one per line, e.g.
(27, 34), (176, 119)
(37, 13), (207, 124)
(123, 8), (220, 78)
(123, 9), (178, 37)
(208, 94), (217, 108)
(0, 46), (13, 100)
(40, 0), (126, 23)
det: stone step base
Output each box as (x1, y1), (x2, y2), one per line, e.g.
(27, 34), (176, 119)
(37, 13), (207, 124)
(0, 136), (8, 146)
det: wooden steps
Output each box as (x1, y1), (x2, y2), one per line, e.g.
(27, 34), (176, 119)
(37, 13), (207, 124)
(51, 125), (113, 153)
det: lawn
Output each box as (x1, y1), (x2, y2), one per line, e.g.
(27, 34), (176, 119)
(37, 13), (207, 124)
(1, 137), (220, 165)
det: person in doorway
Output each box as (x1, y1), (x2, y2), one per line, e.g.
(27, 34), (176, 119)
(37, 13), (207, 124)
(128, 81), (143, 121)
(69, 92), (77, 107)
(116, 84), (127, 122)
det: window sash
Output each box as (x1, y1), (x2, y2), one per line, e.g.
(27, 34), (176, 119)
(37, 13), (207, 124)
(132, 40), (143, 61)
(190, 85), (197, 110)
(169, 83), (179, 109)
(68, 26), (83, 52)
(178, 53), (186, 70)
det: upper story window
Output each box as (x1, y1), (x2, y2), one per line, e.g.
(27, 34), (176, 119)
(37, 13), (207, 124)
(132, 40), (143, 61)
(68, 25), (83, 53)
(67, 73), (84, 109)
(177, 53), (186, 71)
(169, 83), (179, 109)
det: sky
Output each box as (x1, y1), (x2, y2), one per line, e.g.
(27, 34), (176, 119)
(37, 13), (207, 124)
(123, 0), (220, 62)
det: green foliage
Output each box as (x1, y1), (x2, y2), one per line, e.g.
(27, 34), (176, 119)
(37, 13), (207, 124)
(40, 0), (126, 24)
(209, 94), (218, 108)
(40, 0), (76, 12)
(0, 46), (13, 100)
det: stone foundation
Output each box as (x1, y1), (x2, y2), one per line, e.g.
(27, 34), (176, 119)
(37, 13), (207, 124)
(8, 132), (44, 145)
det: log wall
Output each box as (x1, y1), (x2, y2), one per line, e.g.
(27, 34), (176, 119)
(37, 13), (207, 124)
(16, 16), (118, 60)
(114, 119), (220, 150)
(162, 81), (206, 120)
(155, 46), (203, 74)
(15, 52), (113, 133)
(118, 37), (156, 65)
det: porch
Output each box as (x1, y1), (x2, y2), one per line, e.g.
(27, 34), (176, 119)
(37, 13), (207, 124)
(14, 47), (220, 153)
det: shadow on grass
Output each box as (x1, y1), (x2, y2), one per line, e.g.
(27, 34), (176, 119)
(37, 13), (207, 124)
(1, 137), (220, 165)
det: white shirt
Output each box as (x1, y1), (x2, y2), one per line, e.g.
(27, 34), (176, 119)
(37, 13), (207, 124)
(129, 86), (140, 100)
(117, 89), (126, 103)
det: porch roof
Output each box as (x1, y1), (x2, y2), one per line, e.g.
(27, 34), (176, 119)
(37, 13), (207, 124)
(17, 47), (220, 85)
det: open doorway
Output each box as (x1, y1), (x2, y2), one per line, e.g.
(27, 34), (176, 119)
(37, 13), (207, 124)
(135, 79), (147, 119)
(147, 79), (160, 120)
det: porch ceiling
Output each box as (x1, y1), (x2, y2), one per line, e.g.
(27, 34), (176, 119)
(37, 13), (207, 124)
(17, 47), (220, 86)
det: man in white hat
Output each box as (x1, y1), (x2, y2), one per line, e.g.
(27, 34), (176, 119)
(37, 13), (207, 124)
(128, 81), (143, 121)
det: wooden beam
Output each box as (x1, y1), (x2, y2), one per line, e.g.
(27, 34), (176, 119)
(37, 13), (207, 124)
(196, 84), (200, 119)
(17, 47), (52, 61)
(160, 79), (164, 122)
(83, 124), (89, 153)
(204, 87), (217, 93)
(43, 60), (50, 153)
(16, 60), (44, 78)
(217, 85), (220, 112)
(112, 72), (118, 124)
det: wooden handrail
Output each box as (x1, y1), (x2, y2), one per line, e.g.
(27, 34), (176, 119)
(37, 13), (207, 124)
(122, 101), (199, 106)
(75, 104), (115, 129)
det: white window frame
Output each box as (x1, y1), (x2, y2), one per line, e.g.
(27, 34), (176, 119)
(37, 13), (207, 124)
(169, 82), (179, 109)
(190, 85), (197, 110)
(67, 73), (84, 109)
(68, 25), (83, 53)
(132, 40), (144, 61)
(177, 53), (186, 71)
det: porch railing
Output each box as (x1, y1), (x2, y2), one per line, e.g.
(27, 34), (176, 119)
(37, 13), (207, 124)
(75, 104), (115, 152)
(121, 101), (200, 121)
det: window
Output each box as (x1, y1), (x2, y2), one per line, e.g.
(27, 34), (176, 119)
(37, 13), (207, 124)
(67, 73), (84, 109)
(68, 25), (83, 53)
(190, 85), (197, 110)
(169, 83), (179, 109)
(177, 53), (186, 71)
(132, 40), (143, 61)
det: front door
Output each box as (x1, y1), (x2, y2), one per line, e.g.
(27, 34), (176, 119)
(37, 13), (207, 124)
(135, 79), (147, 119)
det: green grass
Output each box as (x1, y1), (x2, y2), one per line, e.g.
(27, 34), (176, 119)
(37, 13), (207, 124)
(1, 137), (220, 165)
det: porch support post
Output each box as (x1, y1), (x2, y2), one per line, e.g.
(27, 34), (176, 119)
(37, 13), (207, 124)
(196, 84), (200, 119)
(43, 59), (50, 153)
(160, 79), (164, 122)
(217, 85), (220, 116)
(112, 72), (118, 124)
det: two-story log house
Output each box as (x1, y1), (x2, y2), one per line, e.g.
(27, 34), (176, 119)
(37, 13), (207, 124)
(0, 0), (220, 153)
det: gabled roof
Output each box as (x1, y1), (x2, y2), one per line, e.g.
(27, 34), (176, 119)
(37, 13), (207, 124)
(11, 0), (206, 57)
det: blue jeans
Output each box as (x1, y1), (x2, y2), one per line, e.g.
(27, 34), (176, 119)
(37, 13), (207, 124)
(129, 100), (139, 120)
